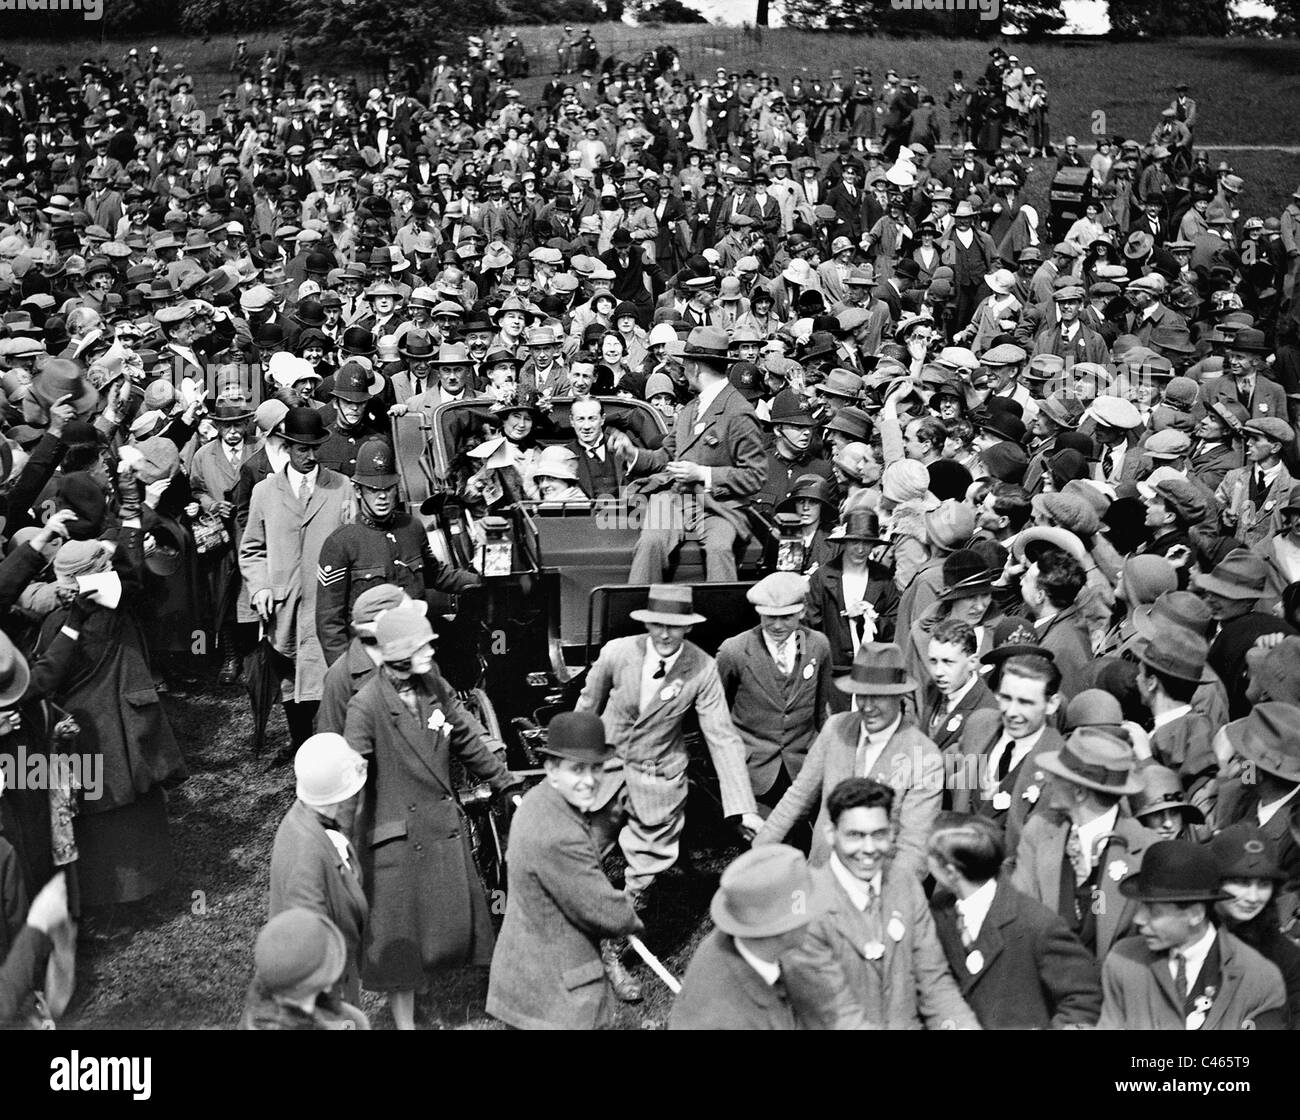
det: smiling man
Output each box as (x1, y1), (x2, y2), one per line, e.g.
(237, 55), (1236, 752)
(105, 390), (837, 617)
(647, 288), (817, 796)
(486, 712), (643, 1030)
(1098, 840), (1285, 1030)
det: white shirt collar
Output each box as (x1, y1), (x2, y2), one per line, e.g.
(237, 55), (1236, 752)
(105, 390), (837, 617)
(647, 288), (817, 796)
(855, 711), (903, 774)
(1171, 923), (1217, 989)
(1075, 805), (1120, 870)
(1152, 704), (1193, 732)
(644, 640), (683, 678)
(829, 852), (881, 912)
(734, 938), (782, 986)
(696, 376), (727, 417)
(1258, 783), (1300, 826)
(287, 464), (319, 498)
(944, 672), (980, 712)
(954, 878), (998, 942)
(763, 629), (797, 664)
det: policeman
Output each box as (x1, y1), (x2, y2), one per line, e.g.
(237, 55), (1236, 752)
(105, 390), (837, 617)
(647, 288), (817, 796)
(314, 437), (481, 665)
(317, 361), (387, 477)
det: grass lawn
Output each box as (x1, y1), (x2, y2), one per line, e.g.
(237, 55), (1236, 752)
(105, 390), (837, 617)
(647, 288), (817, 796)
(63, 678), (739, 1028)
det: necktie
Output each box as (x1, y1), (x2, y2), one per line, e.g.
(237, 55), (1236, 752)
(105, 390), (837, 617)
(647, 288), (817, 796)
(1239, 379), (1253, 408)
(652, 658), (667, 679)
(996, 737), (1015, 783)
(958, 912), (975, 949)
(773, 637), (793, 676)
(1065, 825), (1089, 886)
(1172, 949), (1188, 997)
(301, 476), (313, 503)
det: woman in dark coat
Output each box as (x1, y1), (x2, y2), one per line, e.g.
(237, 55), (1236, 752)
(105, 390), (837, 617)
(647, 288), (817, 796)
(33, 477), (188, 908)
(1211, 823), (1300, 1029)
(343, 604), (516, 1029)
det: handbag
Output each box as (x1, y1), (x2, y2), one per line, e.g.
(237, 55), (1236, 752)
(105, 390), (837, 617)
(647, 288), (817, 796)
(192, 513), (231, 554)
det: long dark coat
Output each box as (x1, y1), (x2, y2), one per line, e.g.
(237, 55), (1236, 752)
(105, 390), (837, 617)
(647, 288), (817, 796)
(343, 668), (513, 991)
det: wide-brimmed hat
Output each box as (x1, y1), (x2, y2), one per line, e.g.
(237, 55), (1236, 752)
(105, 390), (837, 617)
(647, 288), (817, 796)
(1209, 822), (1286, 882)
(1134, 620), (1208, 684)
(279, 406), (330, 446)
(630, 584), (706, 627)
(1192, 548), (1268, 601)
(1131, 589), (1213, 641)
(710, 845), (813, 938)
(936, 549), (997, 603)
(1223, 703), (1300, 782)
(1130, 764), (1204, 825)
(682, 325), (737, 370)
(835, 642), (918, 696)
(839, 508), (886, 543)
(1119, 840), (1229, 904)
(30, 358), (100, 418)
(539, 710), (614, 764)
(1038, 727), (1144, 796)
(979, 616), (1049, 667)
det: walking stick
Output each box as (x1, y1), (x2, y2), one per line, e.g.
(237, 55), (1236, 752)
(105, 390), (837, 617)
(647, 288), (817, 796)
(627, 935), (681, 995)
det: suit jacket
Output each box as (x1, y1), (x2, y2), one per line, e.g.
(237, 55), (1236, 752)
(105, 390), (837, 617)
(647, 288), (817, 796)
(574, 635), (757, 823)
(1011, 812), (1159, 961)
(629, 380), (766, 510)
(796, 863), (979, 1030)
(269, 799), (369, 1002)
(1215, 463), (1297, 549)
(1187, 440), (1242, 494)
(919, 677), (998, 757)
(716, 625), (834, 797)
(1036, 602), (1093, 700)
(1200, 374), (1290, 427)
(238, 467), (353, 702)
(949, 710), (1062, 856)
(755, 712), (943, 878)
(486, 781), (642, 1030)
(931, 880), (1102, 1029)
(190, 438), (256, 514)
(567, 436), (626, 499)
(1099, 928), (1286, 1030)
(670, 929), (801, 1030)
(1214, 778), (1300, 888)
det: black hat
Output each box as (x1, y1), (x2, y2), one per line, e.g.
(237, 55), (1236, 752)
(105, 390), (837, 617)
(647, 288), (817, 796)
(1119, 839), (1230, 903)
(1209, 822), (1286, 882)
(980, 616), (1052, 666)
(331, 361), (381, 402)
(538, 710), (614, 764)
(279, 406), (330, 445)
(341, 326), (375, 356)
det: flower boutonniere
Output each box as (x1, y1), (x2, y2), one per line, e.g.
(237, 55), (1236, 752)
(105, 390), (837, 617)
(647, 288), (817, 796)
(965, 949), (984, 975)
(1186, 988), (1216, 1031)
(1107, 859), (1128, 883)
(991, 790), (1012, 812)
(1023, 783), (1041, 805)
(863, 940), (885, 960)
(887, 914), (906, 942)
(427, 709), (448, 734)
(946, 713), (964, 734)
(659, 680), (682, 702)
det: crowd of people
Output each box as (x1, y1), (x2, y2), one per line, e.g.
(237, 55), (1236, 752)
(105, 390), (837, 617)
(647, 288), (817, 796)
(0, 30), (1299, 1031)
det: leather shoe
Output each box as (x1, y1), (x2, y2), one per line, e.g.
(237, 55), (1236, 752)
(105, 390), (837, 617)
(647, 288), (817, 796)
(218, 655), (240, 685)
(600, 938), (642, 1003)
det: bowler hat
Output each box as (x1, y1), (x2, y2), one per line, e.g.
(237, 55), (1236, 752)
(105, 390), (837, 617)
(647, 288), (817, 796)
(539, 710), (614, 764)
(279, 406), (330, 446)
(710, 846), (813, 938)
(835, 642), (918, 696)
(1038, 727), (1144, 796)
(1119, 840), (1229, 903)
(630, 584), (707, 627)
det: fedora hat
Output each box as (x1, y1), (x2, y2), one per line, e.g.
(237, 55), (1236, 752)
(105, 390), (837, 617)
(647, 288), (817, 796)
(1119, 840), (1229, 904)
(1223, 702), (1300, 783)
(630, 584), (706, 627)
(279, 406), (330, 446)
(539, 710), (615, 765)
(682, 325), (737, 369)
(1134, 621), (1208, 684)
(1210, 822), (1285, 882)
(1192, 548), (1268, 601)
(1131, 589), (1213, 641)
(835, 642), (918, 696)
(710, 846), (813, 938)
(431, 342), (474, 366)
(30, 358), (100, 419)
(1038, 727), (1144, 796)
(397, 329), (438, 360)
(1130, 764), (1204, 825)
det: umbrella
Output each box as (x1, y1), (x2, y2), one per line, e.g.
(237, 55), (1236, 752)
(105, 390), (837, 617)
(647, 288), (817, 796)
(243, 624), (281, 756)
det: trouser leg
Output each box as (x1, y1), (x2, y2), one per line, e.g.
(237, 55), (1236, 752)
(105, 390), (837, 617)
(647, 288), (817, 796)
(700, 512), (739, 582)
(628, 491), (684, 584)
(620, 806), (687, 896)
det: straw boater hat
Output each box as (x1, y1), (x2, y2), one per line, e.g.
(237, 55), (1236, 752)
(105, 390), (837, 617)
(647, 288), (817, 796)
(630, 584), (707, 627)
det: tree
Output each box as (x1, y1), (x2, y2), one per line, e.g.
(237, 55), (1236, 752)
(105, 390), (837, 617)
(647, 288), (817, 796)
(778, 0), (1063, 35)
(639, 0), (709, 20)
(289, 0), (495, 65)
(1107, 0), (1229, 37)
